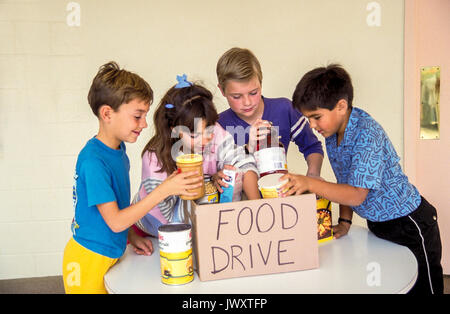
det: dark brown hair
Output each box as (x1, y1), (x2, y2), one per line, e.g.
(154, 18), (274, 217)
(292, 64), (353, 112)
(87, 61), (153, 116)
(142, 83), (218, 174)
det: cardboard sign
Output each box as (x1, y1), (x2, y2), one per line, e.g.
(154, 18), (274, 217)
(184, 194), (319, 281)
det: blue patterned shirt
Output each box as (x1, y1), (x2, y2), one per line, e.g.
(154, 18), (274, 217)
(326, 107), (421, 222)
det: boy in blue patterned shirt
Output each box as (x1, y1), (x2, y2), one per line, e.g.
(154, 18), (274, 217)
(281, 64), (443, 294)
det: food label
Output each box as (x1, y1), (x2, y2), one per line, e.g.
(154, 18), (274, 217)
(219, 169), (236, 203)
(196, 178), (219, 205)
(160, 249), (194, 285)
(158, 224), (194, 285)
(254, 147), (287, 174)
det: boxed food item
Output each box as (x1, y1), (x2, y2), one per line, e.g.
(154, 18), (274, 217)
(219, 169), (236, 203)
(316, 197), (333, 243)
(183, 194), (319, 282)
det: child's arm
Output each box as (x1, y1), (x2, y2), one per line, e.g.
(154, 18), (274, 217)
(97, 171), (202, 233)
(333, 204), (353, 239)
(242, 170), (260, 200)
(280, 173), (369, 207)
(305, 153), (324, 178)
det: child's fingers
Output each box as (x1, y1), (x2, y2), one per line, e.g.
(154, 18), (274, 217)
(280, 179), (297, 197)
(218, 178), (229, 188)
(167, 171), (178, 179)
(253, 119), (271, 127)
(178, 170), (200, 178)
(279, 173), (293, 186)
(134, 246), (149, 256)
(252, 118), (265, 126)
(143, 238), (154, 254)
(221, 176), (230, 182)
(256, 126), (271, 134)
(176, 172), (203, 186)
(182, 177), (204, 191)
(134, 239), (153, 256)
(282, 187), (295, 198)
(213, 180), (224, 193)
(189, 175), (204, 184)
(213, 171), (230, 182)
(332, 225), (348, 239)
(181, 190), (200, 197)
(280, 173), (290, 181)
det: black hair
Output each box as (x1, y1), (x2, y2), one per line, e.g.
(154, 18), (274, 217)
(292, 64), (353, 112)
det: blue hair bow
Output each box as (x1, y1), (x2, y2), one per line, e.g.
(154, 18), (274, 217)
(175, 74), (192, 88)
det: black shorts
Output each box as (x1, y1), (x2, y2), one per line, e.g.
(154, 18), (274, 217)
(367, 196), (443, 294)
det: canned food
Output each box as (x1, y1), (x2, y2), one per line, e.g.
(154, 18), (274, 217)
(158, 223), (194, 285)
(196, 176), (219, 205)
(258, 173), (289, 198)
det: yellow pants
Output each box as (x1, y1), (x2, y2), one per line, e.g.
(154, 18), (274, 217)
(62, 238), (118, 294)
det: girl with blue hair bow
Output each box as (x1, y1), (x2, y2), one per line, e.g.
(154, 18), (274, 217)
(130, 75), (260, 246)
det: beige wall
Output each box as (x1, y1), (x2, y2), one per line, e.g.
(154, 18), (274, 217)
(0, 0), (404, 279)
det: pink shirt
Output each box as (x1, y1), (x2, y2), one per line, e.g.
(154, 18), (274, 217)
(133, 123), (257, 236)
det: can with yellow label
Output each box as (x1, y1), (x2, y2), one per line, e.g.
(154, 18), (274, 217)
(158, 223), (194, 285)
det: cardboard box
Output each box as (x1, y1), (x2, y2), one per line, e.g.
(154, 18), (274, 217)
(184, 194), (319, 282)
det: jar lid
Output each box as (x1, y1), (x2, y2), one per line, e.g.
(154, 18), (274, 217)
(176, 154), (203, 163)
(158, 223), (191, 233)
(257, 173), (288, 189)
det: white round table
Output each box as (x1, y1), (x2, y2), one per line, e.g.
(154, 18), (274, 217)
(104, 226), (417, 294)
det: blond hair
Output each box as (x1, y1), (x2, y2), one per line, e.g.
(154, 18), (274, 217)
(216, 47), (263, 91)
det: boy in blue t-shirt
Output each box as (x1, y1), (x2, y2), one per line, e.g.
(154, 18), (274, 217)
(62, 62), (203, 293)
(282, 64), (443, 294)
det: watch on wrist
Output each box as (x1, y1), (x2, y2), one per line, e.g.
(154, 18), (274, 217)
(338, 217), (352, 225)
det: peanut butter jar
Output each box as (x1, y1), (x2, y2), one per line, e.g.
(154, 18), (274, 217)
(176, 154), (205, 200)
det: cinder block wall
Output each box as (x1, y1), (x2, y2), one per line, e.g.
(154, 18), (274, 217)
(0, 0), (92, 278)
(0, 0), (404, 279)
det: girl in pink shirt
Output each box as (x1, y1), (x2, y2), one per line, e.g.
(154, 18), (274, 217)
(132, 75), (259, 242)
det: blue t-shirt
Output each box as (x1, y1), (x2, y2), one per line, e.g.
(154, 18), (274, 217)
(218, 96), (323, 157)
(71, 137), (130, 258)
(326, 107), (421, 222)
